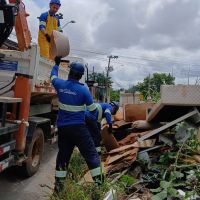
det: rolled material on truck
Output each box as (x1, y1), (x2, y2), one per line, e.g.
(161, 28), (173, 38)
(50, 30), (70, 59)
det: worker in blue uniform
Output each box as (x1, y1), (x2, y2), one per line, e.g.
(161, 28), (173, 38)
(38, 0), (62, 59)
(85, 102), (119, 155)
(50, 57), (103, 193)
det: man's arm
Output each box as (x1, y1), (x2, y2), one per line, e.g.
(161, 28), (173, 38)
(39, 13), (51, 42)
(50, 65), (65, 90)
(84, 89), (97, 114)
(39, 13), (47, 34)
(104, 106), (113, 133)
(104, 108), (112, 125)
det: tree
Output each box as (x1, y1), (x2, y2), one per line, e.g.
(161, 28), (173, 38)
(88, 72), (112, 87)
(136, 73), (175, 100)
(110, 88), (120, 102)
(88, 72), (112, 102)
(126, 85), (137, 93)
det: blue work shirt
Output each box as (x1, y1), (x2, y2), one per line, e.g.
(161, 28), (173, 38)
(50, 65), (97, 127)
(85, 103), (113, 126)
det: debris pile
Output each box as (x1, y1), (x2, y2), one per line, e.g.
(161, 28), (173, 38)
(101, 85), (200, 200)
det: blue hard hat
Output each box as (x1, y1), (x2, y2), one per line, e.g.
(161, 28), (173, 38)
(69, 62), (85, 75)
(50, 0), (61, 6)
(110, 101), (119, 110)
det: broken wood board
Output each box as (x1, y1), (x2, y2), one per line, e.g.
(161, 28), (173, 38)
(123, 153), (138, 162)
(134, 131), (151, 138)
(113, 120), (132, 129)
(106, 155), (137, 174)
(118, 131), (150, 146)
(101, 125), (119, 152)
(124, 103), (154, 122)
(147, 85), (200, 122)
(118, 133), (137, 146)
(109, 139), (156, 155)
(106, 148), (138, 165)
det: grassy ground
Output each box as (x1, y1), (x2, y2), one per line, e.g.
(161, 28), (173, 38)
(49, 150), (130, 200)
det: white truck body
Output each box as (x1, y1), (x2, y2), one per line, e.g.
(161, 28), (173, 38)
(0, 43), (84, 97)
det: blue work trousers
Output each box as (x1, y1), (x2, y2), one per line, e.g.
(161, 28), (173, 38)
(56, 124), (100, 171)
(85, 117), (101, 148)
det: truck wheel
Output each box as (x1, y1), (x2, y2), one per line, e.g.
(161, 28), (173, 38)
(22, 128), (44, 177)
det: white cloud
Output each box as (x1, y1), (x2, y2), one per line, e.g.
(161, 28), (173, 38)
(21, 0), (200, 89)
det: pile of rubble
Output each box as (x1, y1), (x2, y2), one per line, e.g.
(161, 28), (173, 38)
(101, 85), (200, 200)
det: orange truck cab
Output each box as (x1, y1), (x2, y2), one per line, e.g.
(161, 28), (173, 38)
(0, 0), (84, 176)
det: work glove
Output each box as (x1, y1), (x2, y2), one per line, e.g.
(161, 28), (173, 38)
(108, 124), (112, 134)
(45, 33), (51, 43)
(55, 56), (62, 66)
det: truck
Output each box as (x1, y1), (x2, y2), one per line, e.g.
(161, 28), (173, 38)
(0, 0), (84, 176)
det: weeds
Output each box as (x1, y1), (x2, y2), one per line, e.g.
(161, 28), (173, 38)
(149, 122), (200, 200)
(67, 149), (87, 182)
(49, 149), (129, 200)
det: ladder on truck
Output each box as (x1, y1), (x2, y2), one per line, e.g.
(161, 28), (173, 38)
(0, 97), (22, 172)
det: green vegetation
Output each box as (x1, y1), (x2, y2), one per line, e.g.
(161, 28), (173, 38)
(124, 73), (175, 102)
(50, 150), (134, 200)
(149, 122), (200, 200)
(110, 88), (120, 102)
(136, 73), (175, 101)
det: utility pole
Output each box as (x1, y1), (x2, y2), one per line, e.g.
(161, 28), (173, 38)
(92, 66), (95, 81)
(188, 66), (190, 85)
(85, 63), (89, 83)
(105, 55), (118, 102)
(147, 73), (151, 101)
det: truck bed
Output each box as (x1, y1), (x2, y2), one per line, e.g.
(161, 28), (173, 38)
(0, 43), (84, 104)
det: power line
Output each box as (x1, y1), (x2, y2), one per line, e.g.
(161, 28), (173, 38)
(69, 35), (199, 64)
(71, 48), (200, 67)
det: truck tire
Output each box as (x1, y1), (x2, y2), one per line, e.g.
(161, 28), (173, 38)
(22, 128), (44, 177)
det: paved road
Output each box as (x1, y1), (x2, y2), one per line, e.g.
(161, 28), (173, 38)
(0, 144), (57, 200)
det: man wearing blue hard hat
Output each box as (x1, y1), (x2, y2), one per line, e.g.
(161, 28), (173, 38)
(50, 58), (103, 193)
(38, 0), (62, 59)
(85, 101), (119, 155)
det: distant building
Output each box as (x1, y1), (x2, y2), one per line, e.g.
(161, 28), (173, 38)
(120, 91), (144, 106)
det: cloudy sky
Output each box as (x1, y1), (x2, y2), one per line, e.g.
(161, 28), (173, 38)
(23, 0), (200, 89)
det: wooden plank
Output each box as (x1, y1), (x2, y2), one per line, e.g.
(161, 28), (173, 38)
(107, 148), (138, 165)
(101, 125), (119, 152)
(146, 100), (164, 122)
(109, 139), (156, 154)
(113, 120), (132, 129)
(138, 109), (200, 141)
(133, 139), (156, 148)
(124, 103), (154, 122)
(118, 133), (138, 146)
(123, 154), (137, 162)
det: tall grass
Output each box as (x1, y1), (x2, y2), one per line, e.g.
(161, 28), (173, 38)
(50, 150), (127, 200)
